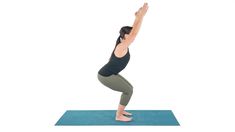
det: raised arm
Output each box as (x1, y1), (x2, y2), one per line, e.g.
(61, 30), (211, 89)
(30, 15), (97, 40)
(119, 3), (149, 49)
(130, 3), (149, 38)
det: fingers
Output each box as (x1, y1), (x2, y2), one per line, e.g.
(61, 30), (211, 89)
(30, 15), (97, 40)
(143, 2), (148, 8)
(143, 3), (148, 10)
(139, 3), (148, 15)
(139, 3), (148, 12)
(135, 3), (149, 17)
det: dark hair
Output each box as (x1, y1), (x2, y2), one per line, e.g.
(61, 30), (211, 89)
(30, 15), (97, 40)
(119, 26), (133, 39)
(110, 26), (133, 60)
(116, 26), (133, 45)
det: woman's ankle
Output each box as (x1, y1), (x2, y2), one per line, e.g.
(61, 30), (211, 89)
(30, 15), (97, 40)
(116, 111), (122, 117)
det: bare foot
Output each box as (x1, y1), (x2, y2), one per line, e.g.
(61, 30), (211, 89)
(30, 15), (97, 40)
(116, 114), (132, 122)
(122, 111), (132, 116)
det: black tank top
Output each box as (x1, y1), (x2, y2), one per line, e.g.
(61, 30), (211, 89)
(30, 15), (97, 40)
(98, 44), (130, 76)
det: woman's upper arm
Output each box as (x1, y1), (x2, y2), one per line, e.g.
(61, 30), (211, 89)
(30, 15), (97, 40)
(118, 34), (136, 50)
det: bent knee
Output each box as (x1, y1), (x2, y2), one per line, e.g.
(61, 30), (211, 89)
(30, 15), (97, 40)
(124, 87), (133, 95)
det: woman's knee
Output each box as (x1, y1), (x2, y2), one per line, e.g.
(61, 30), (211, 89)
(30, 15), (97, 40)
(124, 86), (133, 95)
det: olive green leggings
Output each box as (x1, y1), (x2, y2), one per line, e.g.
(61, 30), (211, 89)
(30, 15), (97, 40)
(97, 73), (133, 106)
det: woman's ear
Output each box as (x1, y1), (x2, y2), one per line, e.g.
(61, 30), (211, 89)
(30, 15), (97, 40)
(124, 34), (129, 40)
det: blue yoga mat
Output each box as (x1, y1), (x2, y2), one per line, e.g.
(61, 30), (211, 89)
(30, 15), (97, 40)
(55, 110), (180, 126)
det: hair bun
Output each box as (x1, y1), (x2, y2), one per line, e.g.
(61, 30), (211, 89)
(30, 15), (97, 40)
(119, 26), (133, 39)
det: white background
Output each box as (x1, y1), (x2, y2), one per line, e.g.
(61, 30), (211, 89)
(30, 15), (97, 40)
(0, 0), (235, 131)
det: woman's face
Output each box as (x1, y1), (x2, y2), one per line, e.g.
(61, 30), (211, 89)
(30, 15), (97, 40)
(124, 34), (130, 40)
(120, 34), (130, 42)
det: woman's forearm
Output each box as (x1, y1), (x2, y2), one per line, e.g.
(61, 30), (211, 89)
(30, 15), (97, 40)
(130, 3), (148, 37)
(130, 16), (144, 37)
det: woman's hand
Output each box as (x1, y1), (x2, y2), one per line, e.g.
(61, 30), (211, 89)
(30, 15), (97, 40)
(121, 3), (149, 49)
(135, 3), (149, 18)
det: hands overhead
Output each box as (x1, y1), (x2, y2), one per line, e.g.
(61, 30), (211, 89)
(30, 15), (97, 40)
(135, 3), (149, 18)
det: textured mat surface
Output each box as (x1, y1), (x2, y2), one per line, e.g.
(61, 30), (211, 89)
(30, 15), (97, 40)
(55, 110), (180, 126)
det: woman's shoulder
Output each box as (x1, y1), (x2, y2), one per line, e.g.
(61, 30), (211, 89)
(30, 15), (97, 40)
(113, 44), (129, 58)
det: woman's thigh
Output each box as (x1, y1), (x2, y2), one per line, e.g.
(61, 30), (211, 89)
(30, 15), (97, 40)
(98, 74), (132, 93)
(116, 74), (133, 88)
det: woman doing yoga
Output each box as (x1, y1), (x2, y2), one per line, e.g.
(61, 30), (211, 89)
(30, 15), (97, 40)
(97, 3), (149, 122)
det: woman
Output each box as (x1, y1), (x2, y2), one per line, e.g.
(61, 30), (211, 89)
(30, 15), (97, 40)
(97, 3), (148, 122)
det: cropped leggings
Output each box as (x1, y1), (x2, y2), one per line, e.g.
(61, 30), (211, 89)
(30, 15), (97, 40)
(97, 73), (133, 106)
